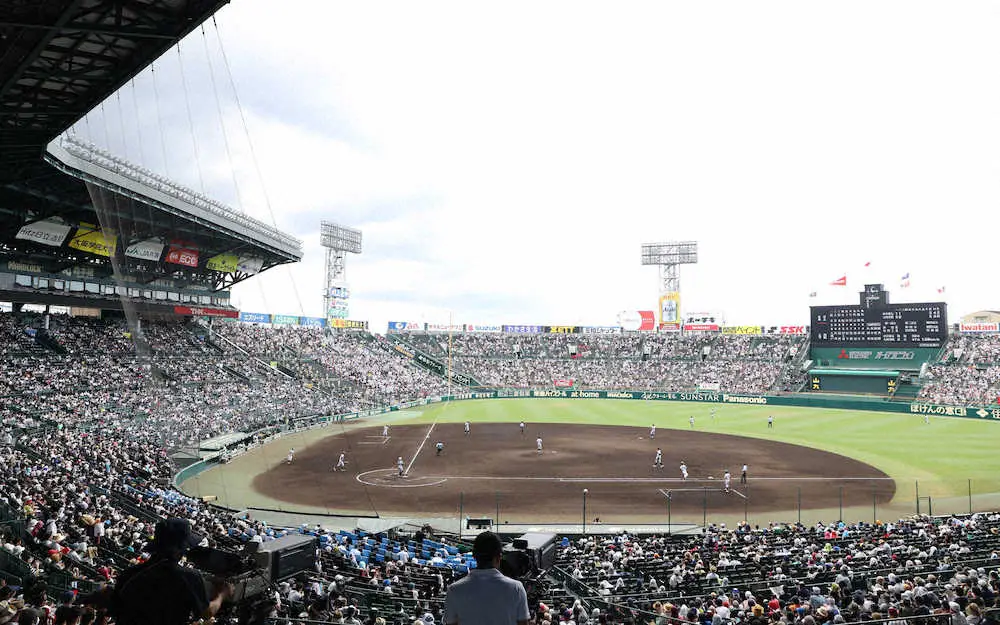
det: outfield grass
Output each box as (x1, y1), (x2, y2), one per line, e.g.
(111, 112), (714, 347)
(409, 399), (1000, 510)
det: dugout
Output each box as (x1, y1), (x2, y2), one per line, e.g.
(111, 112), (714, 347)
(808, 369), (900, 395)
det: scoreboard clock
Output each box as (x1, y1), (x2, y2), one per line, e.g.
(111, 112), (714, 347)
(810, 284), (947, 348)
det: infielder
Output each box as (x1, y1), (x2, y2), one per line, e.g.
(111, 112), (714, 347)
(435, 441), (444, 456)
(519, 421), (526, 435)
(649, 424), (656, 439)
(396, 456), (405, 477)
(536, 436), (543, 454)
(464, 421), (471, 435)
(382, 424), (390, 438)
(723, 470), (732, 493)
(653, 448), (663, 469)
(679, 461), (688, 480)
(285, 448), (295, 464)
(333, 451), (347, 471)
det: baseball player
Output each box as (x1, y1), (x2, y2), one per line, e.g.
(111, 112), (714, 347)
(679, 461), (688, 480)
(711, 407), (717, 421)
(653, 448), (663, 469)
(536, 436), (543, 454)
(435, 441), (444, 456)
(767, 415), (774, 429)
(689, 415), (695, 429)
(396, 456), (405, 477)
(333, 451), (347, 471)
(464, 421), (471, 435)
(649, 424), (656, 439)
(924, 414), (930, 425)
(740, 463), (748, 484)
(285, 448), (295, 464)
(723, 470), (732, 493)
(382, 424), (390, 439)
(519, 420), (526, 434)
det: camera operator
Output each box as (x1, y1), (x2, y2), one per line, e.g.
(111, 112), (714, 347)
(110, 518), (231, 625)
(443, 531), (529, 625)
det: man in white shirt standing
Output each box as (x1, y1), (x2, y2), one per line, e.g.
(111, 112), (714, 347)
(444, 532), (529, 625)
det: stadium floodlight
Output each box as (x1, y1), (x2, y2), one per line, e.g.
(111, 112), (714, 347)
(640, 241), (699, 329)
(320, 221), (363, 321)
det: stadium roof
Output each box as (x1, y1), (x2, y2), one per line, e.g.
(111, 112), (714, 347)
(0, 0), (302, 298)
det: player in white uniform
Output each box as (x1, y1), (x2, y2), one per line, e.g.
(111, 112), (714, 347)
(464, 421), (471, 435)
(649, 425), (656, 439)
(519, 421), (526, 435)
(285, 448), (295, 464)
(689, 416), (695, 429)
(536, 436), (543, 454)
(334, 452), (347, 471)
(396, 456), (404, 477)
(382, 424), (390, 438)
(679, 461), (688, 480)
(740, 463), (748, 484)
(711, 408), (717, 421)
(435, 441), (444, 456)
(767, 415), (774, 429)
(653, 448), (663, 469)
(723, 470), (732, 493)
(924, 414), (930, 425)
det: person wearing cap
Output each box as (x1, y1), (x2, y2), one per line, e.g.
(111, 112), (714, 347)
(110, 518), (230, 625)
(443, 531), (529, 625)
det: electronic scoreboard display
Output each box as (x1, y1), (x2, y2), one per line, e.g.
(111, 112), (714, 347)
(810, 284), (947, 348)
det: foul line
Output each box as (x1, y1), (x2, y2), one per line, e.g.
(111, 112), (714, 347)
(411, 475), (892, 483)
(405, 423), (435, 475)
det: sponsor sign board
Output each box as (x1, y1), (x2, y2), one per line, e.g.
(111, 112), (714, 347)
(68, 223), (116, 257)
(721, 325), (762, 335)
(206, 254), (239, 272)
(659, 292), (680, 327)
(239, 312), (271, 324)
(548, 325), (578, 334)
(960, 322), (999, 333)
(300, 316), (326, 328)
(173, 305), (238, 319)
(426, 323), (463, 332)
(582, 326), (619, 334)
(465, 324), (502, 332)
(124, 239), (165, 262)
(16, 219), (72, 247)
(387, 321), (422, 331)
(659, 322), (682, 332)
(503, 325), (543, 333)
(553, 379), (575, 388)
(328, 319), (368, 330)
(165, 241), (199, 267)
(272, 314), (299, 325)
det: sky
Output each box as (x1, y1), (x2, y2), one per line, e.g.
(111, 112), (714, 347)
(76, 0), (1000, 331)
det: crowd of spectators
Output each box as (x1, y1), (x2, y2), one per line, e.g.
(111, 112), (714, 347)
(917, 336), (1000, 406)
(398, 332), (804, 394)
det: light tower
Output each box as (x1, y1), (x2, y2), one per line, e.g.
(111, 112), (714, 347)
(641, 241), (698, 329)
(320, 221), (362, 322)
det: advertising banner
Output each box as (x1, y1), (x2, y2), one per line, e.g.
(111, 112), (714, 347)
(124, 239), (165, 262)
(503, 325), (543, 333)
(206, 254), (239, 272)
(239, 312), (271, 323)
(387, 321), (422, 332)
(553, 379), (575, 388)
(329, 319), (368, 330)
(683, 312), (722, 332)
(68, 223), (116, 257)
(721, 325), (762, 335)
(272, 314), (299, 325)
(547, 325), (579, 334)
(659, 322), (682, 332)
(300, 316), (326, 328)
(659, 292), (680, 327)
(165, 241), (199, 267)
(465, 324), (502, 333)
(173, 305), (238, 319)
(426, 323), (463, 332)
(960, 322), (999, 333)
(618, 311), (656, 331)
(16, 219), (72, 247)
(774, 325), (807, 335)
(582, 326), (619, 335)
(236, 256), (264, 275)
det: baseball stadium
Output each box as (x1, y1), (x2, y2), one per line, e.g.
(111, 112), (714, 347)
(1, 2), (999, 625)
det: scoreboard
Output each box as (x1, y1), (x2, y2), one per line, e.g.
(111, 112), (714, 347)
(810, 284), (947, 348)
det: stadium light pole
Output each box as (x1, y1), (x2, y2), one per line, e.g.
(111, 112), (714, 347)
(320, 221), (362, 324)
(582, 489), (588, 535)
(640, 241), (699, 331)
